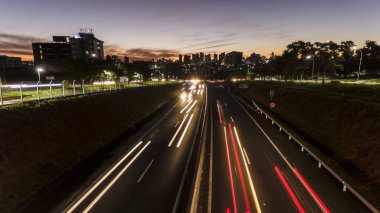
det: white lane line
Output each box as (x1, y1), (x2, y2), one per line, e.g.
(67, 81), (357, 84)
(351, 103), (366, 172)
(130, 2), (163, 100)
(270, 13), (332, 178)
(180, 100), (193, 114)
(168, 114), (189, 147)
(83, 141), (151, 213)
(137, 159), (154, 183)
(176, 114), (194, 148)
(174, 121), (180, 128)
(243, 148), (251, 165)
(186, 100), (198, 114)
(66, 141), (143, 213)
(233, 127), (262, 213)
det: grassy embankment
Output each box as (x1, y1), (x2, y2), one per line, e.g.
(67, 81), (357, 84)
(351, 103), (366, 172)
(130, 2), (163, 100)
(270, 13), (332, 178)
(0, 84), (180, 212)
(231, 81), (380, 206)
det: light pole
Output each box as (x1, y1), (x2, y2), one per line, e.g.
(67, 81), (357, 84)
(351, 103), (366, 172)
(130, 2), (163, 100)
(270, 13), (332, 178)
(37, 68), (43, 82)
(352, 46), (362, 83)
(306, 55), (315, 81)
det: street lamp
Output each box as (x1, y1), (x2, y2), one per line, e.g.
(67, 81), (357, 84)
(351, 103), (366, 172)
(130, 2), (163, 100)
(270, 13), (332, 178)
(306, 55), (315, 81)
(37, 68), (43, 82)
(351, 46), (363, 83)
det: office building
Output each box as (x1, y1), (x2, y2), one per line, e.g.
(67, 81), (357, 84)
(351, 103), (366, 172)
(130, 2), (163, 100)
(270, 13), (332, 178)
(214, 53), (218, 61)
(179, 54), (183, 63)
(184, 55), (191, 64)
(32, 29), (104, 62)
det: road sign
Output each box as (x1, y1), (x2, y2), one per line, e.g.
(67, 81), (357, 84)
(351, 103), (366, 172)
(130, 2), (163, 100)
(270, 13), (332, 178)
(239, 84), (249, 88)
(270, 102), (276, 108)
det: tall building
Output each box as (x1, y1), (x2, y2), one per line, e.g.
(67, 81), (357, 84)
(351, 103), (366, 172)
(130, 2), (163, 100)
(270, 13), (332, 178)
(179, 54), (183, 63)
(205, 54), (211, 63)
(199, 52), (205, 62)
(214, 53), (218, 61)
(219, 52), (226, 62)
(184, 55), (191, 64)
(226, 51), (243, 65)
(70, 29), (104, 61)
(0, 55), (23, 68)
(32, 29), (104, 62)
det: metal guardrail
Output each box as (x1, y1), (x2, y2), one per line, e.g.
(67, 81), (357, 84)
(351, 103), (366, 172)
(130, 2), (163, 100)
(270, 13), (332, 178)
(247, 98), (379, 213)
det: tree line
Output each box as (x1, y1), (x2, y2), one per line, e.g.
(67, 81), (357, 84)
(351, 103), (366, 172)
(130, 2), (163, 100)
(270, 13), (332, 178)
(248, 40), (380, 83)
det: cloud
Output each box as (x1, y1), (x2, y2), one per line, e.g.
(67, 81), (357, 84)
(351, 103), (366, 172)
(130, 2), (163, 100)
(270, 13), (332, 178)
(195, 42), (236, 50)
(0, 33), (46, 60)
(104, 45), (179, 61)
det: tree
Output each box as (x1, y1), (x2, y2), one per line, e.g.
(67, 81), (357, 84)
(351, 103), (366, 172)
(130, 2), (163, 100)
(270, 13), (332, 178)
(314, 41), (343, 83)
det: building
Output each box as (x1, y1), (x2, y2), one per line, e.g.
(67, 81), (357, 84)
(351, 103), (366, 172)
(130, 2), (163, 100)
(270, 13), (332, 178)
(124, 56), (129, 64)
(199, 52), (205, 62)
(179, 54), (183, 63)
(219, 52), (226, 63)
(226, 51), (243, 65)
(0, 55), (23, 68)
(69, 29), (104, 61)
(205, 54), (211, 63)
(184, 55), (191, 64)
(214, 53), (218, 61)
(32, 29), (104, 62)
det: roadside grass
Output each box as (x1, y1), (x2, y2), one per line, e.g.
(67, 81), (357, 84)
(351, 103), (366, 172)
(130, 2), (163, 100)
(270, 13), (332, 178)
(230, 80), (380, 208)
(0, 84), (180, 212)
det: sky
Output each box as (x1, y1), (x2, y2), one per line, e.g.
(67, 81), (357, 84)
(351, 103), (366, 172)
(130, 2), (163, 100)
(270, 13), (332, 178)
(0, 0), (379, 61)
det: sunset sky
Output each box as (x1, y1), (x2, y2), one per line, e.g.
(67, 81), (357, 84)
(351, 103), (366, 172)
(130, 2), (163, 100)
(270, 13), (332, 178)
(0, 0), (379, 61)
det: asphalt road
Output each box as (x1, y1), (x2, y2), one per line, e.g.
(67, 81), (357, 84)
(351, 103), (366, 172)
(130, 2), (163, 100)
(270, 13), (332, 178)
(207, 84), (370, 213)
(46, 82), (206, 213)
(24, 82), (374, 213)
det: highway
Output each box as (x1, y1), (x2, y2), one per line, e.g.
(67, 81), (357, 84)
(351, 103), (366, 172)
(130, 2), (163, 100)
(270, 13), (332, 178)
(45, 81), (206, 213)
(25, 82), (374, 213)
(205, 84), (370, 213)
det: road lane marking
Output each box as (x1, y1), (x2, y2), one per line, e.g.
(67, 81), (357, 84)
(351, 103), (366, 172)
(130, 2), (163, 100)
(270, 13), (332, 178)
(137, 159), (154, 183)
(174, 121), (180, 128)
(234, 127), (261, 213)
(223, 126), (238, 213)
(176, 114), (194, 148)
(180, 100), (193, 114)
(83, 141), (151, 213)
(66, 141), (143, 213)
(186, 100), (198, 114)
(228, 124), (251, 213)
(274, 166), (305, 213)
(243, 148), (251, 165)
(168, 114), (189, 147)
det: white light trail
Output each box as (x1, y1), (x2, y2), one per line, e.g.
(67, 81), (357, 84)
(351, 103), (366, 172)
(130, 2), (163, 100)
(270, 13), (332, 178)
(168, 114), (189, 147)
(176, 114), (194, 148)
(186, 100), (198, 114)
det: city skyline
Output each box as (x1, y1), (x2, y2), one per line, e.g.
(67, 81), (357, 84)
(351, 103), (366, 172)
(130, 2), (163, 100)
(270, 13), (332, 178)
(0, 0), (379, 61)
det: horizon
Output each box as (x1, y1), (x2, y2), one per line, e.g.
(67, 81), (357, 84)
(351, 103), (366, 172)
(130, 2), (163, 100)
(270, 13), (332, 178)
(0, 0), (379, 61)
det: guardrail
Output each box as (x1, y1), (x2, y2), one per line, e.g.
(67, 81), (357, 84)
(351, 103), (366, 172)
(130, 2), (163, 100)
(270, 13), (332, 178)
(0, 80), (176, 107)
(246, 97), (378, 213)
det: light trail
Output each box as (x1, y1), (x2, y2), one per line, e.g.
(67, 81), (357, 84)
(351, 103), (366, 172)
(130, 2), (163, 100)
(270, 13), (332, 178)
(83, 141), (151, 213)
(224, 126), (238, 213)
(217, 102), (223, 124)
(180, 100), (193, 114)
(176, 114), (194, 148)
(66, 141), (143, 213)
(274, 166), (305, 213)
(233, 127), (261, 213)
(137, 159), (154, 183)
(186, 100), (198, 114)
(228, 124), (251, 213)
(293, 168), (331, 213)
(168, 114), (189, 147)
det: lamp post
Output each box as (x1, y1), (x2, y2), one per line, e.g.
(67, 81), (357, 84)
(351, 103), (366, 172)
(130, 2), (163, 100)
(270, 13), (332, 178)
(352, 46), (362, 83)
(37, 68), (43, 82)
(306, 55), (315, 81)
